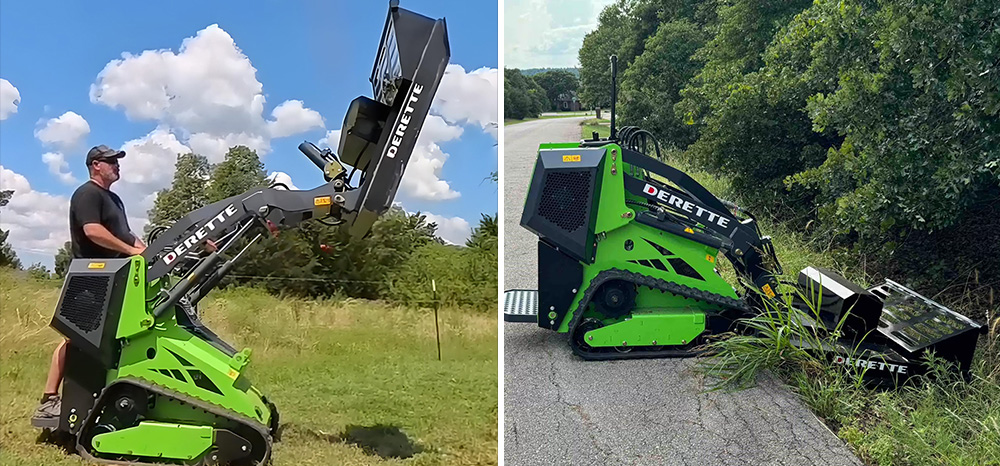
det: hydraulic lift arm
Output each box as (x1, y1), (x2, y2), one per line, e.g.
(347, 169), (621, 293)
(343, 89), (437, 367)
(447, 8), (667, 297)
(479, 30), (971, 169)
(619, 147), (783, 299)
(138, 1), (451, 320)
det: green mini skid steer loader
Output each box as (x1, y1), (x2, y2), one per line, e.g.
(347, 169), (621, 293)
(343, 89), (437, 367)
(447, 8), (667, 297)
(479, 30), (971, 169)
(32, 3), (450, 465)
(503, 56), (986, 385)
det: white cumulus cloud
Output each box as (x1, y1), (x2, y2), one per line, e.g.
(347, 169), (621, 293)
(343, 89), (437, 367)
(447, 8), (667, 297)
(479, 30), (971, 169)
(504, 0), (616, 68)
(266, 171), (298, 190)
(35, 111), (91, 152)
(90, 24), (323, 161)
(433, 64), (498, 137)
(114, 128), (193, 234)
(187, 132), (267, 163)
(318, 129), (341, 150)
(400, 115), (463, 201)
(268, 100), (324, 138)
(423, 212), (471, 245)
(0, 79), (20, 121)
(41, 152), (77, 185)
(0, 166), (71, 257)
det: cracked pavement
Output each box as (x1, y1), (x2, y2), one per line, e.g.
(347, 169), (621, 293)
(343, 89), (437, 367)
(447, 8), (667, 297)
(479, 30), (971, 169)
(503, 117), (862, 466)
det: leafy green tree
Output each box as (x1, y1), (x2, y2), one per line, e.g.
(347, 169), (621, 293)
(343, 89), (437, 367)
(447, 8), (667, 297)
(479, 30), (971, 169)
(675, 0), (817, 213)
(0, 228), (21, 270)
(619, 20), (707, 148)
(26, 262), (49, 280)
(147, 153), (212, 231)
(773, 0), (1000, 290)
(677, 0), (812, 130)
(578, 0), (717, 110)
(466, 214), (498, 250)
(504, 69), (548, 119)
(532, 70), (579, 111)
(0, 190), (21, 269)
(206, 146), (267, 203)
(786, 0), (1000, 235)
(54, 241), (71, 278)
(578, 1), (629, 109)
(388, 226), (498, 311)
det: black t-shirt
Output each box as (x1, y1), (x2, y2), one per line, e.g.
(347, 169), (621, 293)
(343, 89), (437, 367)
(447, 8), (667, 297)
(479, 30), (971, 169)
(69, 181), (135, 259)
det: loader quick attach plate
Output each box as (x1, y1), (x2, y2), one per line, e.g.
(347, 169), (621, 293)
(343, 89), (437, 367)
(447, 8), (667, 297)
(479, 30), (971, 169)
(503, 289), (539, 323)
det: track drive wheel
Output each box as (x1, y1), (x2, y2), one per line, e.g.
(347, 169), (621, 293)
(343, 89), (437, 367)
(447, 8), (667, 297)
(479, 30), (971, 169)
(595, 280), (636, 319)
(572, 318), (604, 353)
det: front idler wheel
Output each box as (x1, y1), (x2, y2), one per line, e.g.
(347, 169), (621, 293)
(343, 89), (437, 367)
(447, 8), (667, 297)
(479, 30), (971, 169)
(573, 318), (604, 353)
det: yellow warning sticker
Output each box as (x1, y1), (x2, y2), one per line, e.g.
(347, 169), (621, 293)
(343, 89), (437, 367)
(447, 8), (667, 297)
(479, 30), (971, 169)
(562, 155), (581, 162)
(314, 196), (332, 206)
(227, 369), (239, 380)
(706, 254), (715, 263)
(762, 284), (776, 298)
(684, 227), (694, 234)
(88, 262), (106, 269)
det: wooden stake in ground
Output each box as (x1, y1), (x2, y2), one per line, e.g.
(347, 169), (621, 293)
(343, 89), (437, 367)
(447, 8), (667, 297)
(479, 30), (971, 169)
(433, 279), (441, 361)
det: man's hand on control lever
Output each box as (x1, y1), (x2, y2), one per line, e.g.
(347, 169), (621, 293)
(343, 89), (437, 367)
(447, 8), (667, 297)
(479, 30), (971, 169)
(205, 239), (218, 254)
(130, 236), (147, 256)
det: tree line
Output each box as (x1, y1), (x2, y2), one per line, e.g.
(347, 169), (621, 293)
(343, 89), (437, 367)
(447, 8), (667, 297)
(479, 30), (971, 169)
(1, 147), (498, 311)
(579, 0), (998, 304)
(504, 69), (580, 119)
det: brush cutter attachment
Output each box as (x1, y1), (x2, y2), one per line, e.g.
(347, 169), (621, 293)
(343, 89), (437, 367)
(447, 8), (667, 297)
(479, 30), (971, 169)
(39, 4), (450, 465)
(793, 267), (984, 380)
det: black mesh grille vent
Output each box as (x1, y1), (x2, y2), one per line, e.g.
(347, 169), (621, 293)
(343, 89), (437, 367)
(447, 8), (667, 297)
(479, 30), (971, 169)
(59, 275), (110, 333)
(538, 171), (592, 232)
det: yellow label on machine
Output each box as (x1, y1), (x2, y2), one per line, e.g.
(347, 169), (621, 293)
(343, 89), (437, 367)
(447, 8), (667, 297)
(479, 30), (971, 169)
(227, 369), (239, 380)
(562, 155), (581, 162)
(684, 227), (694, 234)
(762, 284), (776, 298)
(706, 254), (715, 263)
(88, 262), (106, 269)
(313, 196), (332, 206)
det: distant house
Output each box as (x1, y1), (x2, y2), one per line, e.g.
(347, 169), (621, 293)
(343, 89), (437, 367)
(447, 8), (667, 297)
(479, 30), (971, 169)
(556, 91), (582, 112)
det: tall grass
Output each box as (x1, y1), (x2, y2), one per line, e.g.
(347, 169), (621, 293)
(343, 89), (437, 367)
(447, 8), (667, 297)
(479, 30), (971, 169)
(648, 151), (1000, 466)
(0, 270), (498, 466)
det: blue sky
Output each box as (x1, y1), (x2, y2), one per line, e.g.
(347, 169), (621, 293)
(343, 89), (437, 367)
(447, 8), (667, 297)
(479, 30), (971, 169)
(0, 1), (498, 269)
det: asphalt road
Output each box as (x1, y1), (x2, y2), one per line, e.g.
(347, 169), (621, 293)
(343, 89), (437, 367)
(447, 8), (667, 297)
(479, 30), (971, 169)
(502, 117), (862, 466)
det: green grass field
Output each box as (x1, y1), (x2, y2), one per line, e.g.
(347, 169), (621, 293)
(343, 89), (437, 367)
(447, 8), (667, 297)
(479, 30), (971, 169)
(580, 118), (610, 139)
(0, 271), (498, 466)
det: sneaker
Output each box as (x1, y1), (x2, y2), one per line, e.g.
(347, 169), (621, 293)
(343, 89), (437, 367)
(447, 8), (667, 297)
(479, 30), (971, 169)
(31, 394), (60, 429)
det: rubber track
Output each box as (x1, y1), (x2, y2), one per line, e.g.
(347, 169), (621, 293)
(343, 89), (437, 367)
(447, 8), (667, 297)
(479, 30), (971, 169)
(76, 377), (273, 466)
(567, 268), (751, 360)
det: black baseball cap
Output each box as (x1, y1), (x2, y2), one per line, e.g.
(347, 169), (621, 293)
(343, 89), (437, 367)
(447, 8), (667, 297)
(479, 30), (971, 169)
(86, 145), (126, 166)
